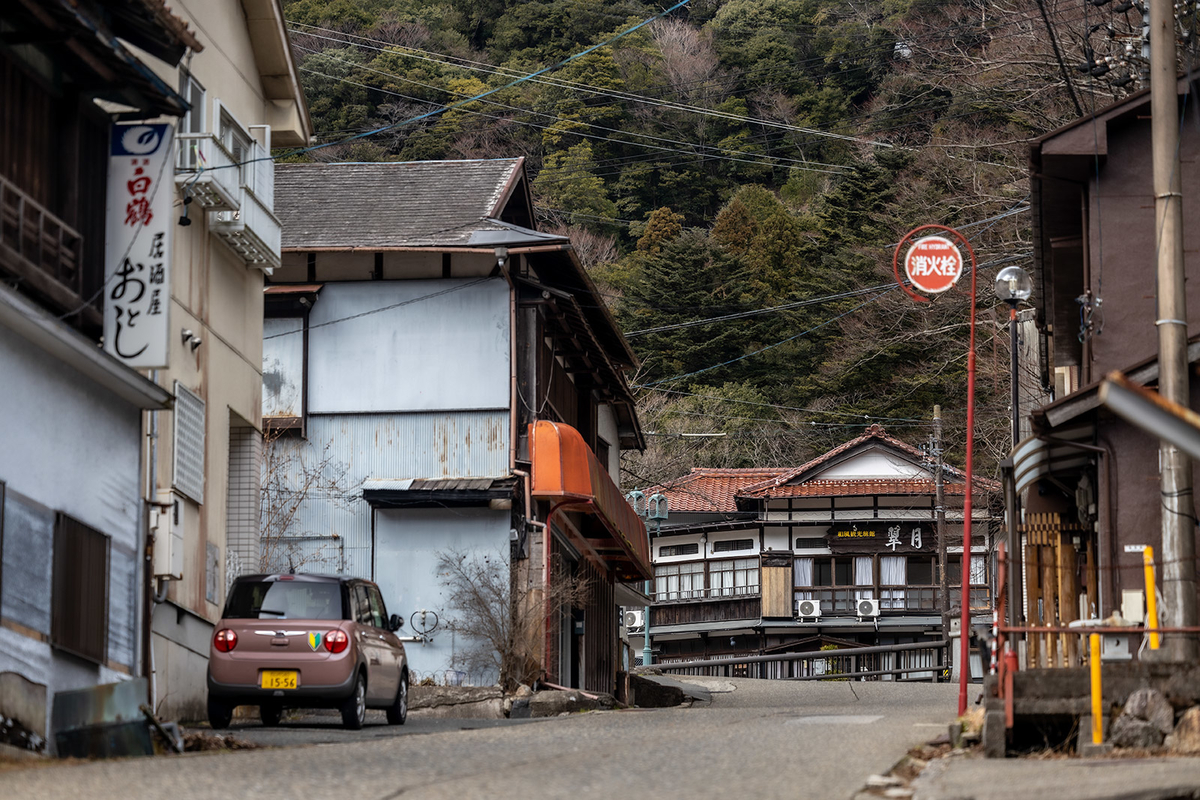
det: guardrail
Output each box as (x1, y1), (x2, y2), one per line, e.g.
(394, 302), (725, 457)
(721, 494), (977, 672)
(652, 639), (951, 681)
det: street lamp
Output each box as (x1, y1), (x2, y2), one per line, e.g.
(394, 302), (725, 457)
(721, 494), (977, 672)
(994, 266), (1033, 448)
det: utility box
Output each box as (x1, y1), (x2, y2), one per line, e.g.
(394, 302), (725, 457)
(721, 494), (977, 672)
(151, 492), (184, 580)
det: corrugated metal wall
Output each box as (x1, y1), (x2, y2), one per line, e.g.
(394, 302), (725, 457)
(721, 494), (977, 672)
(263, 411), (509, 580)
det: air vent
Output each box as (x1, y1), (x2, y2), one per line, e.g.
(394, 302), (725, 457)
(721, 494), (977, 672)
(173, 382), (206, 503)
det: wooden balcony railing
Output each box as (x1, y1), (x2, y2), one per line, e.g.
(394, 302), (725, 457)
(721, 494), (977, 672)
(0, 174), (96, 322)
(797, 586), (991, 615)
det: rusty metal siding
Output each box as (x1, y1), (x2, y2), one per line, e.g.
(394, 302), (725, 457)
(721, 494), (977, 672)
(309, 412), (509, 480)
(263, 411), (510, 580)
(307, 279), (510, 414)
(262, 317), (303, 418)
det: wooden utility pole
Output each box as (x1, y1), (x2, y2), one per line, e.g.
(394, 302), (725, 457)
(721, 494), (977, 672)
(1149, 0), (1199, 660)
(934, 406), (949, 639)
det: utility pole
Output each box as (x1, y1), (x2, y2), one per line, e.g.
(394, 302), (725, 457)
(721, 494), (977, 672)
(1149, 0), (1199, 660)
(934, 406), (949, 644)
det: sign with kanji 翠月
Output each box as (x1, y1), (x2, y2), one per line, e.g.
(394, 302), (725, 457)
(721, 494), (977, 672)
(826, 522), (934, 554)
(104, 123), (173, 368)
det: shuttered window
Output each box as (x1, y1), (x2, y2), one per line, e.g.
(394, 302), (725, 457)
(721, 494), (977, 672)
(712, 538), (754, 553)
(174, 382), (205, 503)
(659, 543), (698, 558)
(51, 513), (109, 665)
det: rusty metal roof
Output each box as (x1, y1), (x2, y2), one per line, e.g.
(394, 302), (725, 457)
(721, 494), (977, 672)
(275, 160), (544, 250)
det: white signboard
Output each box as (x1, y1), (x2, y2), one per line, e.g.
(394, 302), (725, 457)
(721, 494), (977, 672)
(104, 123), (173, 368)
(1124, 544), (1148, 553)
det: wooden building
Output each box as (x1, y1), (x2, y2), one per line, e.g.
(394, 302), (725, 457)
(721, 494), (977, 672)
(1015, 75), (1200, 666)
(637, 426), (999, 676)
(270, 159), (649, 693)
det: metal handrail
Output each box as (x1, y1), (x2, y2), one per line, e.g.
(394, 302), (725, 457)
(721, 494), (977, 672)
(653, 638), (950, 671)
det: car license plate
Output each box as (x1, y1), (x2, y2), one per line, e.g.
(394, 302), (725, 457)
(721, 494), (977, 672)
(260, 670), (298, 690)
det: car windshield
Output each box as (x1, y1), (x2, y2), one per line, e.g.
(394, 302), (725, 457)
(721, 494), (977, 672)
(224, 581), (343, 620)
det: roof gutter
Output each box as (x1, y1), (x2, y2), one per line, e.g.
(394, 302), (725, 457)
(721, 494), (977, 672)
(0, 283), (171, 410)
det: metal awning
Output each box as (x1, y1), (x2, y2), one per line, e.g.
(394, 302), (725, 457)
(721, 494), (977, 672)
(530, 420), (651, 582)
(362, 477), (515, 508)
(1011, 425), (1095, 496)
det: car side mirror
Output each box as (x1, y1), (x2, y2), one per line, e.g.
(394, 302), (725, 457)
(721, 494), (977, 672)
(389, 613), (403, 631)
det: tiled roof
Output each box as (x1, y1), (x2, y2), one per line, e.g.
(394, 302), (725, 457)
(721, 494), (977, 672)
(736, 424), (999, 499)
(651, 468), (791, 513)
(276, 159), (556, 250)
(743, 479), (974, 498)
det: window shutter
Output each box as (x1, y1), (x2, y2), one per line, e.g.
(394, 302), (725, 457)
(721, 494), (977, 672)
(174, 382), (206, 503)
(51, 514), (109, 665)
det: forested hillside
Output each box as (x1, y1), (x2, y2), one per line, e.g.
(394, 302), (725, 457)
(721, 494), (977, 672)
(280, 0), (1174, 486)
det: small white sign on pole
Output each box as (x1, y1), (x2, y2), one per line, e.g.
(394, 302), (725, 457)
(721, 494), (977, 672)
(1123, 544), (1148, 553)
(104, 123), (174, 368)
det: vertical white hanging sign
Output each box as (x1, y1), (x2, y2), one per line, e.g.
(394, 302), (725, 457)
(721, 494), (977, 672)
(104, 123), (174, 368)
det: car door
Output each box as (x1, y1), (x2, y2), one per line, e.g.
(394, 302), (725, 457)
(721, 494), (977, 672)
(366, 584), (400, 700)
(351, 583), (388, 703)
(368, 584), (405, 688)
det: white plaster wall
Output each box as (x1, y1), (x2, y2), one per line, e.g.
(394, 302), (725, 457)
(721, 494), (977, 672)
(815, 449), (929, 480)
(596, 404), (620, 478)
(307, 279), (510, 413)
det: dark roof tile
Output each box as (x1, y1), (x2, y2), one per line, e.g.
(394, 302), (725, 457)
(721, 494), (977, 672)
(276, 159), (535, 249)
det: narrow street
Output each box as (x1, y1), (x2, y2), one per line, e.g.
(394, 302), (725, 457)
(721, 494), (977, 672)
(3, 679), (960, 799)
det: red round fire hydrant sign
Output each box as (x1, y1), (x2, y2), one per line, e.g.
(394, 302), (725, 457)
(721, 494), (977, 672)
(904, 235), (963, 294)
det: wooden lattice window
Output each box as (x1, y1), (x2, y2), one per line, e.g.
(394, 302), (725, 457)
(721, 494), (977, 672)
(51, 513), (110, 665)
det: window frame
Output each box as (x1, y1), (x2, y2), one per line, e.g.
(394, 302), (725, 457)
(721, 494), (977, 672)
(708, 557), (759, 597)
(366, 585), (388, 629)
(659, 542), (699, 558)
(654, 560), (705, 601)
(178, 68), (206, 135)
(712, 538), (755, 554)
(50, 513), (110, 665)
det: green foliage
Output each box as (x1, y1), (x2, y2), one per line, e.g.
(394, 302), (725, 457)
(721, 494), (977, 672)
(286, 0), (1118, 478)
(636, 207), (684, 254)
(532, 142), (618, 223)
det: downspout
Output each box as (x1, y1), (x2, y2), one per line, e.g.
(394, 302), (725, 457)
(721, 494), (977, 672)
(145, 370), (160, 708)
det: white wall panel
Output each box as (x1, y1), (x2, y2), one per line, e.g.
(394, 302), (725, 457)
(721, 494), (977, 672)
(262, 317), (303, 417)
(308, 279), (510, 413)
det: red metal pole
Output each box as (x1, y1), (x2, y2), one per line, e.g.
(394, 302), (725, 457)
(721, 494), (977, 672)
(892, 224), (978, 716)
(958, 238), (978, 716)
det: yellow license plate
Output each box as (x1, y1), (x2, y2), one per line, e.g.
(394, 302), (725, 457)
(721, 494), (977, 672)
(260, 670), (298, 690)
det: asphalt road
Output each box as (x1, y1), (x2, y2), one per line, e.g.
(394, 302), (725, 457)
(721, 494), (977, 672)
(3, 678), (964, 800)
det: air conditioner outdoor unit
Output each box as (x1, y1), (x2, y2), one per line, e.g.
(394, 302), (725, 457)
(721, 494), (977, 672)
(623, 609), (645, 630)
(857, 598), (880, 619)
(796, 599), (821, 620)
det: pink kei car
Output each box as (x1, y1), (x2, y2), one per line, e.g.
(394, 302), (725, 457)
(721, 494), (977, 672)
(207, 574), (408, 730)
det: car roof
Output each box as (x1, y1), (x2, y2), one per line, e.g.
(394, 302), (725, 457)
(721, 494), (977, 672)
(231, 573), (373, 586)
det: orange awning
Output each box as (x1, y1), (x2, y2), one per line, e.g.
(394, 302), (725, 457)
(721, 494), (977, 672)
(529, 421), (651, 582)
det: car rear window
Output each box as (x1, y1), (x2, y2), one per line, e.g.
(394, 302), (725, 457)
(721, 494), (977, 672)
(224, 581), (344, 620)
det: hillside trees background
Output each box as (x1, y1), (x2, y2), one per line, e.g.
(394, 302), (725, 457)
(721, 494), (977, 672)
(280, 0), (1173, 487)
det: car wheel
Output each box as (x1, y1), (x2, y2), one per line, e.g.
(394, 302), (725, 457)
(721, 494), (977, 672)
(341, 672), (366, 730)
(260, 702), (283, 727)
(207, 696), (233, 730)
(386, 671), (408, 725)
